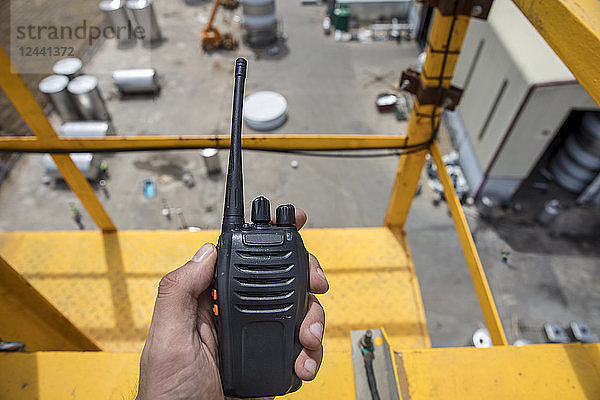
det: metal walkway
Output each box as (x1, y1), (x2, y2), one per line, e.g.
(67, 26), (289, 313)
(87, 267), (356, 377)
(0, 227), (430, 399)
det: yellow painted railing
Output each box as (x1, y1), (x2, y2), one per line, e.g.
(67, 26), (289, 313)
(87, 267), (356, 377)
(0, 134), (411, 152)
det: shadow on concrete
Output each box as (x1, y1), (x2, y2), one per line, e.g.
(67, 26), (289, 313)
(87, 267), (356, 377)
(472, 209), (600, 257)
(250, 40), (290, 61)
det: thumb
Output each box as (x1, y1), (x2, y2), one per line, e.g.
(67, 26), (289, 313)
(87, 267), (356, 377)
(150, 243), (217, 332)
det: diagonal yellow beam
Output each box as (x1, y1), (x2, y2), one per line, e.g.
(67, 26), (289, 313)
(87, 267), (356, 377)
(0, 45), (116, 231)
(0, 255), (100, 351)
(513, 0), (600, 106)
(0, 134), (410, 152)
(429, 142), (507, 345)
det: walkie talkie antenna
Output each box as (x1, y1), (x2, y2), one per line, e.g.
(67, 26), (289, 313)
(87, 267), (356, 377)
(222, 58), (247, 232)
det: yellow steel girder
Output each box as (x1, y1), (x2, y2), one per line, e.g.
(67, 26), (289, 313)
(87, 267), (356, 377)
(430, 142), (507, 345)
(395, 343), (600, 399)
(0, 255), (99, 351)
(2, 343), (599, 399)
(384, 11), (471, 227)
(513, 0), (600, 106)
(0, 134), (410, 152)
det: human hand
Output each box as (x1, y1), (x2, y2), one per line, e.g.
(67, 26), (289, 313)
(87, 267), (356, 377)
(136, 209), (329, 400)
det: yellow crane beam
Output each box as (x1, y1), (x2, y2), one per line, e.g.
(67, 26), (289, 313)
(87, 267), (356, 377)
(513, 0), (600, 106)
(430, 142), (507, 345)
(384, 10), (471, 227)
(0, 134), (410, 152)
(395, 343), (600, 398)
(0, 255), (100, 351)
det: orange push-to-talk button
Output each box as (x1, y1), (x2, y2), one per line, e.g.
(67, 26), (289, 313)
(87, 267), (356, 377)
(212, 289), (217, 301)
(212, 304), (219, 316)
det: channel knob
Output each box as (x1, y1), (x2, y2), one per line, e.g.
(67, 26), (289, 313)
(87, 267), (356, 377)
(276, 204), (296, 226)
(251, 196), (271, 224)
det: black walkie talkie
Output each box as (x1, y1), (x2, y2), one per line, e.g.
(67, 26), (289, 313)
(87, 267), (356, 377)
(213, 58), (310, 398)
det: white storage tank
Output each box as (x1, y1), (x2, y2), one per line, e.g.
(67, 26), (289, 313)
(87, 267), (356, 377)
(242, 0), (278, 47)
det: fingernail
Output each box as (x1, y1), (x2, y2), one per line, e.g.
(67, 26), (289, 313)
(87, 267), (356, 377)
(309, 322), (323, 341)
(304, 358), (317, 375)
(192, 244), (213, 262)
(317, 267), (328, 285)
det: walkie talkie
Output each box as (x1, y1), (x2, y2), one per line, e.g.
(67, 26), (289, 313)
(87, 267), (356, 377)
(213, 58), (310, 398)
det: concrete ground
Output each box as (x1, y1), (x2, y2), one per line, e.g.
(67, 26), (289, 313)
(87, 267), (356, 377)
(0, 0), (598, 347)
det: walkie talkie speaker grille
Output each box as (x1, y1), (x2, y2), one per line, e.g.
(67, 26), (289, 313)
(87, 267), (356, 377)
(243, 91), (288, 131)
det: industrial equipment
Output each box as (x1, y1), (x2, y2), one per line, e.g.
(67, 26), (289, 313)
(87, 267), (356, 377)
(242, 0), (278, 47)
(126, 0), (163, 44)
(52, 58), (83, 80)
(201, 0), (238, 52)
(201, 148), (222, 175)
(243, 91), (288, 131)
(448, 0), (598, 202)
(112, 68), (160, 95)
(42, 121), (111, 181)
(549, 112), (600, 196)
(215, 59), (309, 397)
(38, 75), (82, 121)
(67, 75), (112, 121)
(99, 0), (133, 45)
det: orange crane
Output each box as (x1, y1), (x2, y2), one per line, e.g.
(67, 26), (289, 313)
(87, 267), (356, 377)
(201, 0), (238, 52)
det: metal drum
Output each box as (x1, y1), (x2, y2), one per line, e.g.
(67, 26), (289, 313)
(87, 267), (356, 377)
(201, 148), (221, 175)
(38, 75), (82, 121)
(243, 0), (278, 47)
(42, 153), (97, 179)
(99, 0), (133, 44)
(60, 121), (113, 137)
(52, 58), (83, 80)
(67, 75), (111, 121)
(126, 0), (163, 43)
(112, 68), (160, 94)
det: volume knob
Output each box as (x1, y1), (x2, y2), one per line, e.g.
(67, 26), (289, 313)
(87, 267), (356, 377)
(276, 204), (296, 227)
(251, 196), (271, 224)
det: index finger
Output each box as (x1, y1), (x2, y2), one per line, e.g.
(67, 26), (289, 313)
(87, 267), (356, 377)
(270, 207), (307, 230)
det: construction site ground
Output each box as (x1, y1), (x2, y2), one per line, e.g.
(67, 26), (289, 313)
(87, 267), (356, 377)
(0, 0), (598, 347)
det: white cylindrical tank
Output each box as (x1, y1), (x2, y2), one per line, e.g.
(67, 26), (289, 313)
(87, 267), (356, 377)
(112, 68), (160, 94)
(242, 0), (278, 47)
(38, 75), (82, 121)
(201, 148), (221, 175)
(53, 58), (83, 80)
(60, 121), (113, 137)
(99, 0), (133, 44)
(126, 0), (163, 43)
(67, 75), (111, 121)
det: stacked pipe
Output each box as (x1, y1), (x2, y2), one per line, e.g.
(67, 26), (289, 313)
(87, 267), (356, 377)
(550, 112), (600, 193)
